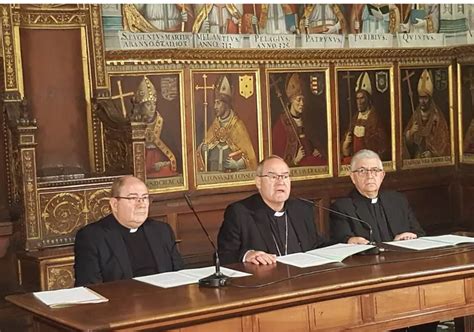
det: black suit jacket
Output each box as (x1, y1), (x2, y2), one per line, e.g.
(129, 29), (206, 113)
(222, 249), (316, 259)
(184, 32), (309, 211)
(217, 193), (328, 264)
(330, 190), (425, 244)
(74, 214), (183, 286)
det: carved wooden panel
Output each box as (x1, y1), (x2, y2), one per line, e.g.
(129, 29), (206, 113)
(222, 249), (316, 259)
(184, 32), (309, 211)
(46, 264), (74, 291)
(372, 286), (421, 320)
(253, 305), (310, 332)
(420, 279), (466, 309)
(36, 185), (111, 249)
(310, 296), (363, 330)
(180, 318), (243, 332)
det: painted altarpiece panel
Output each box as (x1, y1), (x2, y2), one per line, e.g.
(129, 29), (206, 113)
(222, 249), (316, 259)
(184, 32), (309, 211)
(267, 69), (332, 180)
(108, 72), (187, 193)
(459, 63), (474, 164)
(335, 67), (395, 175)
(399, 66), (454, 169)
(191, 69), (262, 189)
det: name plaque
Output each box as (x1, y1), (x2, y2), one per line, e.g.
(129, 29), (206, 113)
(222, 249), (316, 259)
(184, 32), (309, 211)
(249, 34), (296, 49)
(194, 33), (243, 49)
(348, 33), (393, 48)
(119, 31), (193, 49)
(301, 34), (344, 49)
(397, 33), (444, 47)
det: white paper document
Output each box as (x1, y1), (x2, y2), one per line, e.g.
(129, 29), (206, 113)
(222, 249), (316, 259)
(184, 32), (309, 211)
(276, 243), (376, 268)
(33, 287), (108, 308)
(384, 234), (474, 251)
(134, 266), (251, 288)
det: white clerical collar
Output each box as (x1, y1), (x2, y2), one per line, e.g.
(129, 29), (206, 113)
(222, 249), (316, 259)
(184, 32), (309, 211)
(274, 211), (285, 217)
(129, 228), (138, 233)
(371, 197), (378, 204)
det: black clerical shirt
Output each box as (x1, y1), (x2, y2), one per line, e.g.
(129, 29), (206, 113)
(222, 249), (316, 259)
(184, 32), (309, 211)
(118, 224), (158, 277)
(357, 192), (393, 242)
(265, 206), (302, 256)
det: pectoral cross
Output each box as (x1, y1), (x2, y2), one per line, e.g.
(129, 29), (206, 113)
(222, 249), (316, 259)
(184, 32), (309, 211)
(402, 70), (416, 114)
(111, 80), (134, 118)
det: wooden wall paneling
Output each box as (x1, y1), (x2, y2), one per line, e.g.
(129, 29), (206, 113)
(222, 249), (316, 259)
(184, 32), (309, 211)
(20, 28), (90, 177)
(402, 185), (453, 232)
(461, 173), (474, 228)
(178, 209), (224, 266)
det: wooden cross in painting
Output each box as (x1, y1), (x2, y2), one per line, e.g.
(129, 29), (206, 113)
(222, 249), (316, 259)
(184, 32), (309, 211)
(112, 80), (134, 118)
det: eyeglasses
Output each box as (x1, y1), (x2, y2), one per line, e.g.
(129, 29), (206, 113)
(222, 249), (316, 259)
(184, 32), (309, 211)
(351, 168), (384, 176)
(114, 195), (150, 203)
(257, 173), (290, 182)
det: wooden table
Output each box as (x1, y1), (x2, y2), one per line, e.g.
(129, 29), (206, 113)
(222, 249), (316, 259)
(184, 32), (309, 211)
(7, 245), (474, 331)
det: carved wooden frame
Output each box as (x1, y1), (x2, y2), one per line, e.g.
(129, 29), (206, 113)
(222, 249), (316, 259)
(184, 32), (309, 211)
(265, 66), (333, 181)
(334, 65), (396, 176)
(399, 64), (455, 169)
(0, 4), (111, 250)
(457, 61), (474, 164)
(104, 70), (189, 194)
(190, 67), (263, 190)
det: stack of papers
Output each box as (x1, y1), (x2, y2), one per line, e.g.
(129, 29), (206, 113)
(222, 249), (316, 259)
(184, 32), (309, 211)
(384, 234), (474, 250)
(276, 243), (375, 268)
(33, 287), (108, 308)
(135, 266), (251, 288)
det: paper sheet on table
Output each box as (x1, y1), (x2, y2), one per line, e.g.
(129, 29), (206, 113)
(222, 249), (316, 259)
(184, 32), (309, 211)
(384, 235), (474, 250)
(383, 238), (449, 250)
(276, 243), (375, 268)
(34, 287), (108, 308)
(135, 266), (251, 288)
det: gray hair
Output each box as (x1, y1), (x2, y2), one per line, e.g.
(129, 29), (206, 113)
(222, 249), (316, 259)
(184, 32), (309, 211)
(350, 149), (382, 171)
(256, 155), (286, 176)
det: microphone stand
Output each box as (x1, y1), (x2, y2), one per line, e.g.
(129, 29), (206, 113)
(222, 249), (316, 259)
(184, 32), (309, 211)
(298, 197), (380, 255)
(184, 194), (230, 287)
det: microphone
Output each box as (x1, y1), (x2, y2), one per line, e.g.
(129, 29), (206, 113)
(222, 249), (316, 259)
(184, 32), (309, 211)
(298, 197), (380, 255)
(184, 193), (229, 287)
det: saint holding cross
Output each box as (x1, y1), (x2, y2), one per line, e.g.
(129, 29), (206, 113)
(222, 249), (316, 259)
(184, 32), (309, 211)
(196, 74), (256, 173)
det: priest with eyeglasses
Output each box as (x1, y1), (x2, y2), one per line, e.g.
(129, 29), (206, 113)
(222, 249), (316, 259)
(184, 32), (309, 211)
(217, 155), (328, 265)
(330, 150), (437, 332)
(330, 149), (425, 245)
(74, 176), (183, 286)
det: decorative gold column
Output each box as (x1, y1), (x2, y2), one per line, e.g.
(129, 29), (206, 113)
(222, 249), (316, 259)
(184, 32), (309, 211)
(131, 122), (147, 181)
